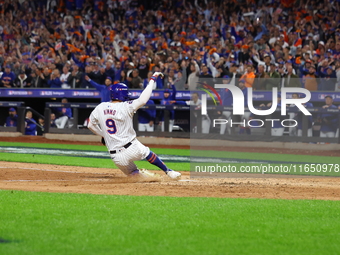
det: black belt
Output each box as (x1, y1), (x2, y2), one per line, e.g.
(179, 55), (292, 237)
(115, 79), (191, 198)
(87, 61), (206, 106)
(110, 142), (132, 154)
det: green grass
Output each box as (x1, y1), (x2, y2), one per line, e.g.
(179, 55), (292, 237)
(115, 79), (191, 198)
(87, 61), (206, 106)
(0, 141), (190, 155)
(1, 141), (339, 164)
(0, 141), (339, 175)
(0, 190), (339, 255)
(0, 152), (188, 171)
(0, 142), (109, 152)
(0, 141), (339, 254)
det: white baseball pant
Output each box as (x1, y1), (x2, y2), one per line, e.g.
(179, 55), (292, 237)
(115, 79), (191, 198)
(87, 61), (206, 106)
(202, 115), (211, 134)
(271, 128), (284, 136)
(55, 116), (69, 129)
(220, 111), (231, 135)
(320, 131), (335, 138)
(110, 139), (150, 175)
(138, 123), (154, 132)
(161, 120), (175, 132)
(242, 112), (251, 126)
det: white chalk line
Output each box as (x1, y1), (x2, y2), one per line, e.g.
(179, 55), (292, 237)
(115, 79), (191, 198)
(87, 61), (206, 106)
(1, 178), (113, 182)
(0, 166), (107, 174)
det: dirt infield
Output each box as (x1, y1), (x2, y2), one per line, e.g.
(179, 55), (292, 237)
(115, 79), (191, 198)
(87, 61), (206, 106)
(1, 162), (340, 200)
(0, 136), (340, 200)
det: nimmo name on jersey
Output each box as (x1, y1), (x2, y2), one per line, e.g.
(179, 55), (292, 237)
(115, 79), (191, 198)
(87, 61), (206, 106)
(104, 109), (117, 116)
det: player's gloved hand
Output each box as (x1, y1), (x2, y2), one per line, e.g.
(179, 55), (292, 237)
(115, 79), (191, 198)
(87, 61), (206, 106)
(151, 72), (164, 81)
(101, 137), (106, 146)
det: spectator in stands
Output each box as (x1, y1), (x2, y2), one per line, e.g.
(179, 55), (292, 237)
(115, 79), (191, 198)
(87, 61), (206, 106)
(137, 56), (150, 80)
(319, 96), (338, 138)
(29, 72), (40, 88)
(335, 61), (340, 91)
(60, 66), (71, 89)
(48, 69), (62, 88)
(282, 66), (300, 88)
(225, 62), (242, 87)
(199, 63), (213, 83)
(91, 63), (106, 84)
(164, 69), (177, 89)
(1, 65), (15, 88)
(266, 63), (280, 90)
(253, 64), (268, 90)
(187, 60), (200, 90)
(12, 62), (22, 78)
(14, 70), (31, 88)
(54, 98), (73, 129)
(67, 65), (82, 88)
(39, 67), (51, 88)
(128, 69), (143, 89)
(1, 0), (340, 130)
(319, 67), (336, 91)
(253, 52), (273, 73)
(304, 66), (318, 91)
(104, 60), (115, 81)
(241, 65), (255, 88)
(25, 110), (37, 136)
(80, 65), (95, 89)
(119, 70), (129, 85)
(173, 61), (188, 90)
(5, 108), (17, 127)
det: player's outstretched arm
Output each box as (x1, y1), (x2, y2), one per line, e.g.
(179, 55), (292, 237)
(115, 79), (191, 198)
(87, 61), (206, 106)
(85, 75), (104, 89)
(133, 72), (164, 110)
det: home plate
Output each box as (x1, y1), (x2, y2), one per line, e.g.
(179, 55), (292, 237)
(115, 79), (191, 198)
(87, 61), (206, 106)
(179, 179), (197, 182)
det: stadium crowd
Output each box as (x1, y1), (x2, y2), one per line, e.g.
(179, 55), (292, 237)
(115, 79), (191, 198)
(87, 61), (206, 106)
(0, 0), (340, 91)
(0, 0), (339, 137)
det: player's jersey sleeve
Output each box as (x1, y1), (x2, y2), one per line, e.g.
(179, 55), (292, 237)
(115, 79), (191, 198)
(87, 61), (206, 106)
(129, 79), (156, 112)
(123, 100), (138, 117)
(88, 106), (103, 136)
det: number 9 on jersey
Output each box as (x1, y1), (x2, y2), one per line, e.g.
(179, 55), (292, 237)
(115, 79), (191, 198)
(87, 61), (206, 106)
(106, 119), (117, 134)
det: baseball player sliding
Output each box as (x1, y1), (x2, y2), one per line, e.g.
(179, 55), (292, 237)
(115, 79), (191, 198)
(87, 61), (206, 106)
(88, 72), (181, 179)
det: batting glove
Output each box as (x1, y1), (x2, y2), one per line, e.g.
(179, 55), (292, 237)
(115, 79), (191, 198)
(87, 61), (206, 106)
(150, 72), (164, 81)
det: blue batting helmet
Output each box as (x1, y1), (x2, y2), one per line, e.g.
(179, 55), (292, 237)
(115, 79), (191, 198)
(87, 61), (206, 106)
(110, 83), (130, 102)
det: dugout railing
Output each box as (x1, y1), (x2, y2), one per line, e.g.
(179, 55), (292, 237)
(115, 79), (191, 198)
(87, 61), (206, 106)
(42, 102), (192, 138)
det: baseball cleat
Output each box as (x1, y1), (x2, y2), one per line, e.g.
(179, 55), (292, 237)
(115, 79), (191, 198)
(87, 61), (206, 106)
(166, 170), (181, 179)
(129, 169), (161, 182)
(139, 169), (160, 178)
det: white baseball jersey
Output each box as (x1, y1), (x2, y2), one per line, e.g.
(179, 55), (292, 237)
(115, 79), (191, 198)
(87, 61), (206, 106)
(88, 78), (158, 175)
(89, 100), (140, 151)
